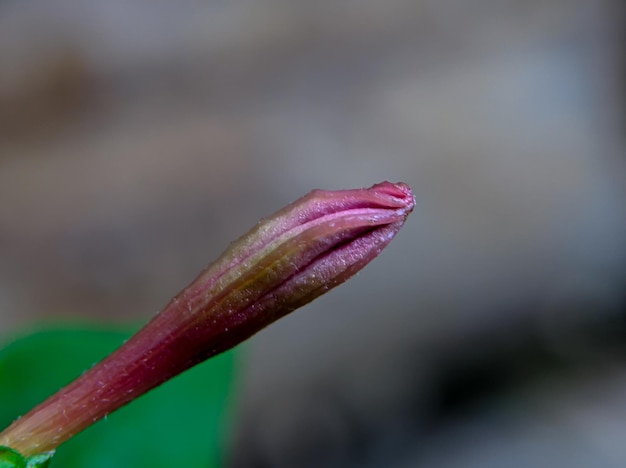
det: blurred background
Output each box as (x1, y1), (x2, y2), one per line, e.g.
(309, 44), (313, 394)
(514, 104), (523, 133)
(1, 0), (625, 466)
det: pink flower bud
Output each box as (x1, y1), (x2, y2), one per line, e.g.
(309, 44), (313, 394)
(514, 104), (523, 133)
(0, 181), (414, 456)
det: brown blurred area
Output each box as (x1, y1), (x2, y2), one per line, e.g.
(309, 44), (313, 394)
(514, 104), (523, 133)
(1, 1), (625, 467)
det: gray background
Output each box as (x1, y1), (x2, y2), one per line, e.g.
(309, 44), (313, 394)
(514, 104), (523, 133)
(1, 1), (625, 466)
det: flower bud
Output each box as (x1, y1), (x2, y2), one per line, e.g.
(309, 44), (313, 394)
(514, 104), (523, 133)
(0, 181), (414, 457)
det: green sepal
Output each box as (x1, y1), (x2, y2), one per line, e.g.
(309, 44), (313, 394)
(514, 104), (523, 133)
(0, 447), (53, 468)
(0, 446), (53, 468)
(25, 453), (53, 468)
(0, 446), (26, 468)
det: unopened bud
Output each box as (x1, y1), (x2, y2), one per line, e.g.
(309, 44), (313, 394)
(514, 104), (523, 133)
(0, 181), (414, 457)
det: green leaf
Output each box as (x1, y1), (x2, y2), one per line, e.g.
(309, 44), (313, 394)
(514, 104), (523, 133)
(0, 326), (236, 467)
